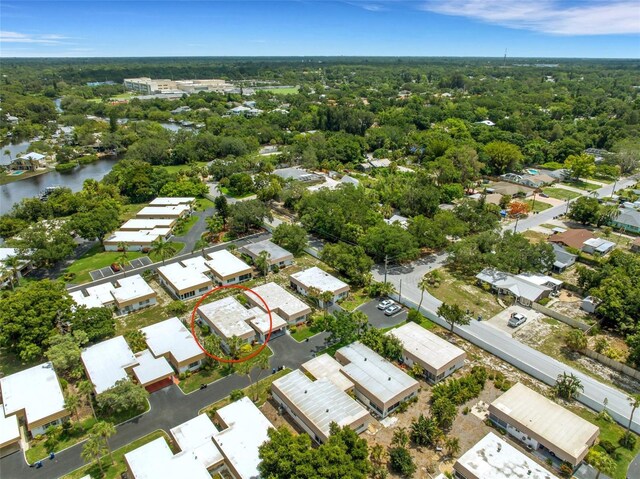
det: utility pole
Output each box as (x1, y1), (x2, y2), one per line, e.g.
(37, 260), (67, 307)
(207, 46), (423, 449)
(513, 214), (521, 233)
(399, 279), (402, 303)
(610, 177), (618, 199)
(384, 254), (388, 284)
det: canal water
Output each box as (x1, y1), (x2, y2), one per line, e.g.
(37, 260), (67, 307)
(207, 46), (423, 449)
(0, 156), (119, 215)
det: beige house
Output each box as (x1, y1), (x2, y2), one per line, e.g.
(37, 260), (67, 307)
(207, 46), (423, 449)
(488, 383), (599, 467)
(388, 322), (466, 383)
(271, 369), (370, 444)
(0, 405), (20, 458)
(240, 240), (294, 270)
(141, 317), (206, 374)
(244, 282), (311, 324)
(335, 342), (419, 418)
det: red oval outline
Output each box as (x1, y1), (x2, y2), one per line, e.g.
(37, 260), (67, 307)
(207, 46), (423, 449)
(189, 284), (273, 364)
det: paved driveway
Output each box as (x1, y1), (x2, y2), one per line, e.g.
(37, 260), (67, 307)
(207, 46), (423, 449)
(358, 299), (407, 329)
(485, 305), (545, 336)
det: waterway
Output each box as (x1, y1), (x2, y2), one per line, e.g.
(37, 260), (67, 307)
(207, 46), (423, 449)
(0, 156), (119, 215)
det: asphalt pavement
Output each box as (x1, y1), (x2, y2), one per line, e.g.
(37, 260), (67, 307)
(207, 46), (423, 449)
(358, 299), (407, 329)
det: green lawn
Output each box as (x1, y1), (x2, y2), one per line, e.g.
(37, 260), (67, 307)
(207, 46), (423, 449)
(290, 321), (324, 342)
(63, 430), (170, 479)
(340, 289), (371, 311)
(219, 186), (255, 199)
(172, 215), (199, 236)
(178, 366), (228, 394)
(26, 417), (97, 463)
(120, 202), (148, 222)
(65, 246), (143, 284)
(542, 187), (581, 201)
(194, 198), (215, 211)
(160, 161), (209, 175)
(561, 180), (600, 192)
(148, 241), (185, 263)
(425, 268), (503, 320)
(263, 86), (299, 95)
(525, 199), (552, 213)
(571, 407), (640, 479)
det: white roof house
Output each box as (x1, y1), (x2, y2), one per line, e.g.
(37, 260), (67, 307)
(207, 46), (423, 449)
(136, 205), (191, 219)
(170, 414), (224, 470)
(103, 228), (171, 247)
(212, 397), (274, 479)
(271, 369), (370, 443)
(70, 274), (156, 314)
(158, 261), (212, 297)
(180, 256), (214, 275)
(197, 296), (255, 342)
(489, 383), (599, 465)
(0, 405), (20, 449)
(132, 350), (173, 387)
(454, 432), (558, 479)
(582, 237), (616, 255)
(81, 336), (138, 394)
(388, 322), (466, 381)
(206, 250), (252, 283)
(149, 197), (195, 206)
(246, 306), (288, 337)
(290, 267), (349, 296)
(70, 289), (104, 309)
(240, 240), (294, 266)
(111, 275), (157, 305)
(301, 354), (354, 392)
(0, 363), (67, 432)
(335, 342), (419, 412)
(245, 282), (311, 324)
(120, 218), (176, 231)
(476, 268), (552, 305)
(124, 437), (211, 479)
(141, 317), (204, 369)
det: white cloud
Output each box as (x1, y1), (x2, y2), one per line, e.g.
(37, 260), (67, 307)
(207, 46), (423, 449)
(346, 2), (388, 12)
(419, 0), (640, 35)
(0, 31), (71, 44)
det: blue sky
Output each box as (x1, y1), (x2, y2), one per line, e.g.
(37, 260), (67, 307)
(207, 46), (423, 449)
(1, 1), (639, 58)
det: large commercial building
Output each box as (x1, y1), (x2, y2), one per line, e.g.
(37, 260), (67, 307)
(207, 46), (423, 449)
(453, 432), (559, 479)
(488, 383), (599, 467)
(271, 369), (370, 444)
(0, 363), (69, 437)
(123, 78), (233, 95)
(245, 282), (311, 324)
(334, 342), (419, 418)
(290, 267), (350, 307)
(388, 322), (466, 383)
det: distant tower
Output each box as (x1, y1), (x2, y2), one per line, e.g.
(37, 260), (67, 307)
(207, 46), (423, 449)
(503, 48), (508, 67)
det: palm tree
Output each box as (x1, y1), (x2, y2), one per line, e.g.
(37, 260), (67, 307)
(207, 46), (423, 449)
(417, 274), (430, 312)
(193, 238), (209, 257)
(589, 450), (616, 479)
(77, 380), (96, 419)
(626, 394), (640, 437)
(64, 392), (81, 421)
(370, 443), (386, 467)
(150, 237), (178, 265)
(391, 427), (409, 448)
(445, 436), (461, 457)
(237, 350), (271, 402)
(375, 281), (396, 299)
(93, 421), (116, 465)
(3, 255), (22, 290)
(554, 372), (583, 401)
(81, 436), (107, 476)
(255, 250), (271, 281)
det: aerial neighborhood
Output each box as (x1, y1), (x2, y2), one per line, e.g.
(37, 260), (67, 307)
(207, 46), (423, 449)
(1, 27), (640, 479)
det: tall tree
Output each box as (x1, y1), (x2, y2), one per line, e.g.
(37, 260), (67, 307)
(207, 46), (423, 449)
(554, 372), (583, 401)
(81, 436), (107, 476)
(93, 421), (116, 465)
(150, 237), (178, 264)
(437, 302), (469, 333)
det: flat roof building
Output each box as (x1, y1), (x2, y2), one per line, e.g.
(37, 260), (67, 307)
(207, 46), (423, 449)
(158, 261), (213, 300)
(0, 405), (20, 457)
(388, 322), (466, 383)
(206, 250), (253, 285)
(212, 397), (274, 479)
(271, 369), (370, 443)
(335, 342), (419, 418)
(70, 274), (157, 316)
(0, 363), (68, 437)
(119, 218), (176, 231)
(124, 437), (211, 479)
(488, 383), (599, 466)
(132, 350), (174, 391)
(245, 282), (311, 324)
(290, 267), (350, 307)
(301, 354), (354, 392)
(170, 415), (224, 471)
(240, 240), (294, 270)
(136, 205), (191, 220)
(197, 297), (256, 350)
(81, 336), (138, 394)
(104, 228), (172, 252)
(246, 306), (288, 343)
(149, 197), (195, 207)
(454, 432), (558, 479)
(141, 317), (206, 373)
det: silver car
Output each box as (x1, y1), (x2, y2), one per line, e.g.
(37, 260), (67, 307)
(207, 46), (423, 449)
(508, 312), (527, 328)
(377, 299), (394, 310)
(384, 304), (402, 316)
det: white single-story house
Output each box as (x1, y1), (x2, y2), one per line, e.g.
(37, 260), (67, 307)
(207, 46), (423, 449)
(0, 363), (69, 437)
(136, 204), (191, 220)
(582, 237), (615, 256)
(0, 405), (20, 457)
(476, 268), (560, 306)
(301, 354), (354, 392)
(0, 248), (32, 288)
(289, 267), (350, 307)
(141, 317), (206, 374)
(119, 218), (176, 231)
(70, 274), (157, 316)
(81, 336), (138, 394)
(206, 250), (253, 285)
(104, 228), (172, 252)
(132, 349), (174, 392)
(551, 243), (577, 273)
(149, 197), (195, 207)
(158, 261), (213, 300)
(244, 282), (312, 324)
(240, 240), (294, 271)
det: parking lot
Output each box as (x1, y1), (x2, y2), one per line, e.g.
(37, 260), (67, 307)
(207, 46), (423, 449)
(484, 304), (545, 336)
(358, 298), (407, 329)
(89, 256), (153, 281)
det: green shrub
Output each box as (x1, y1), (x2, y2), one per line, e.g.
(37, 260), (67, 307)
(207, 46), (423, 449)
(620, 431), (637, 450)
(599, 439), (616, 454)
(167, 300), (188, 315)
(538, 297), (551, 306)
(55, 162), (76, 172)
(77, 154), (98, 165)
(462, 406), (470, 415)
(230, 389), (245, 401)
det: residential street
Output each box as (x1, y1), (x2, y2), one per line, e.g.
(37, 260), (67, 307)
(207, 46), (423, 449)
(373, 175), (640, 435)
(0, 334), (329, 479)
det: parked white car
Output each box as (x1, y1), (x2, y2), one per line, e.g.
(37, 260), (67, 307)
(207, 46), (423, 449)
(508, 312), (527, 328)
